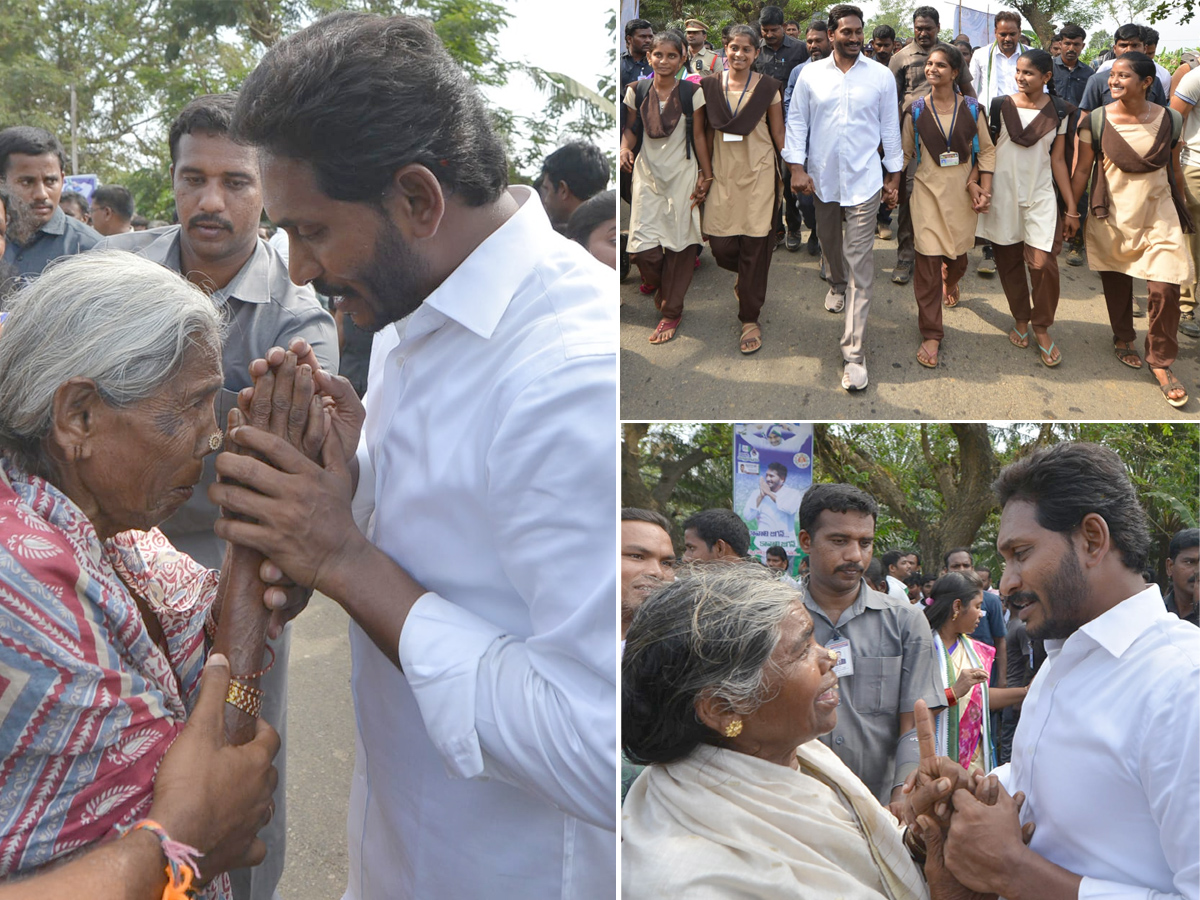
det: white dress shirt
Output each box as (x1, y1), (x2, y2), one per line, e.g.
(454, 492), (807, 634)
(344, 186), (617, 899)
(782, 53), (903, 207)
(969, 42), (1029, 103)
(742, 483), (803, 536)
(992, 586), (1199, 900)
(885, 574), (909, 603)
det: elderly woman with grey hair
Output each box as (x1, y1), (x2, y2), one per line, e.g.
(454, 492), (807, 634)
(0, 252), (319, 898)
(622, 563), (1012, 900)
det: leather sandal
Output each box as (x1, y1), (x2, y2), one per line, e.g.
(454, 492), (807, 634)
(740, 322), (762, 354)
(1150, 366), (1189, 408)
(1113, 341), (1142, 369)
(649, 317), (681, 344)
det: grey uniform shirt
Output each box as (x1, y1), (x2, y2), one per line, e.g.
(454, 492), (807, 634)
(94, 226), (339, 565)
(3, 206), (100, 276)
(802, 579), (944, 802)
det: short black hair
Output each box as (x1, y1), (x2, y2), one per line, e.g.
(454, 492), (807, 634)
(565, 189), (614, 247)
(828, 4), (864, 32)
(59, 190), (89, 215)
(944, 546), (973, 568)
(622, 506), (672, 534)
(873, 24), (896, 40)
(974, 565), (991, 577)
(807, 19), (829, 34)
(798, 483), (878, 534)
(1142, 26), (1159, 45)
(1114, 23), (1143, 43)
(1169, 528), (1200, 561)
(233, 12), (507, 207)
(169, 93), (237, 164)
(760, 5), (785, 26)
(993, 442), (1151, 573)
(766, 545), (788, 561)
(92, 184), (135, 221)
(541, 141), (608, 203)
(683, 509), (750, 557)
(0, 126), (66, 179)
(785, 19), (800, 27)
(1060, 23), (1086, 41)
(765, 461), (788, 479)
(881, 549), (904, 570)
(625, 18), (652, 38)
(995, 10), (1022, 28)
(865, 557), (887, 590)
(914, 6), (940, 25)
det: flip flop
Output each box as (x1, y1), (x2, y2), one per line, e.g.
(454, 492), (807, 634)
(638, 282), (654, 295)
(649, 316), (681, 344)
(1114, 342), (1143, 369)
(943, 284), (960, 308)
(740, 322), (762, 355)
(1037, 340), (1062, 367)
(1150, 366), (1189, 408)
(1008, 326), (1030, 349)
(916, 341), (939, 368)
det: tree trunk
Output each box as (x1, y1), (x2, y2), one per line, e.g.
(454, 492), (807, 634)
(1015, 2), (1055, 50)
(621, 423), (656, 510)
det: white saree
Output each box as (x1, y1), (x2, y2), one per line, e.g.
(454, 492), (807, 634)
(622, 739), (930, 900)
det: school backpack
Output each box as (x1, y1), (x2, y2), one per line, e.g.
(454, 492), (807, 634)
(910, 94), (980, 167)
(631, 78), (700, 160)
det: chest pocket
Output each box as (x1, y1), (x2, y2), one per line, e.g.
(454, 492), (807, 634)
(850, 655), (903, 715)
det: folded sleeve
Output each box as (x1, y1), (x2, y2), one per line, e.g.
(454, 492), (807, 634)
(397, 352), (617, 831)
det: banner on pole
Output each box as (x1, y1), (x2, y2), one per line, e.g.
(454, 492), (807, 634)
(954, 5), (992, 47)
(733, 423), (813, 576)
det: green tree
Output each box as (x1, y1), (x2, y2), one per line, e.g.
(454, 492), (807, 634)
(635, 0), (824, 33)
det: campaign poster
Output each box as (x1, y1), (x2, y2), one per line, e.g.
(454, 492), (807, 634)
(63, 174), (98, 202)
(733, 423), (813, 576)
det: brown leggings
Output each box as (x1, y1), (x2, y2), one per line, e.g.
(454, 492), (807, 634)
(631, 245), (699, 320)
(992, 240), (1060, 330)
(1098, 272), (1181, 368)
(706, 234), (774, 323)
(913, 253), (968, 341)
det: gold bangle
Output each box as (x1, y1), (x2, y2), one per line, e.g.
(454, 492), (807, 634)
(225, 679), (263, 718)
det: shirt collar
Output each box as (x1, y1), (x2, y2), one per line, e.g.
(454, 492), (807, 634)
(803, 579), (883, 625)
(399, 185), (548, 344)
(38, 205), (67, 238)
(1047, 585), (1169, 659)
(138, 226), (271, 305)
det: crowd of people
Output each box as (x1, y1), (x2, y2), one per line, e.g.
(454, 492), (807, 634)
(0, 11), (617, 900)
(620, 5), (1199, 407)
(621, 442), (1199, 898)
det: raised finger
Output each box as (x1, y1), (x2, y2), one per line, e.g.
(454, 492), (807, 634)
(914, 698), (936, 761)
(268, 351), (298, 438)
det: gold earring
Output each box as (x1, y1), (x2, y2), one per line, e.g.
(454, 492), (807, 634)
(952, 609), (959, 620)
(724, 719), (743, 738)
(208, 431), (224, 452)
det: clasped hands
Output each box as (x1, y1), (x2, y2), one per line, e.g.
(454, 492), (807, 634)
(208, 339), (367, 612)
(897, 699), (1037, 900)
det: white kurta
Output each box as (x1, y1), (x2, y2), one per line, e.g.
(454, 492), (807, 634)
(976, 104), (1066, 252)
(993, 587), (1199, 899)
(624, 84), (706, 253)
(344, 186), (617, 900)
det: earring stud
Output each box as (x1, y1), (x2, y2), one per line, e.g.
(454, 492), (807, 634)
(209, 431), (224, 452)
(724, 719), (743, 738)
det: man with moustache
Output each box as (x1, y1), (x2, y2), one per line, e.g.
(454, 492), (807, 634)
(1164, 528), (1199, 625)
(96, 91), (336, 900)
(0, 126), (99, 276)
(937, 443), (1199, 900)
(795, 483), (943, 811)
(621, 508), (676, 641)
(213, 12), (616, 900)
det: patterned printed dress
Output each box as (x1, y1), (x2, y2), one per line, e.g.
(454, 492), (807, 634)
(0, 456), (228, 898)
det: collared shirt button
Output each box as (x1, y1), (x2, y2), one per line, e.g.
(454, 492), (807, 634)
(835, 735), (845, 745)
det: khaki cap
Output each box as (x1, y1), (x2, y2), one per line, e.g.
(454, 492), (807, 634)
(684, 19), (708, 32)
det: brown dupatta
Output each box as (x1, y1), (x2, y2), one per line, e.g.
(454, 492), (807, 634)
(640, 82), (683, 139)
(914, 95), (978, 164)
(999, 96), (1060, 147)
(700, 72), (781, 135)
(1090, 106), (1195, 233)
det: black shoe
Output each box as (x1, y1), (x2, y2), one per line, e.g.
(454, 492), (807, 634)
(892, 262), (913, 284)
(977, 244), (996, 276)
(1181, 312), (1200, 337)
(785, 229), (802, 252)
(806, 231), (819, 256)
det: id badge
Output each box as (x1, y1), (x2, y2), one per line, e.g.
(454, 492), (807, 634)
(828, 638), (854, 677)
(939, 151), (959, 167)
(723, 132), (744, 142)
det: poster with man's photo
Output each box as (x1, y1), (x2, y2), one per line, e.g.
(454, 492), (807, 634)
(733, 423), (814, 576)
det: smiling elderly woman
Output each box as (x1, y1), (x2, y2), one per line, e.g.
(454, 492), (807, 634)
(0, 252), (295, 897)
(622, 563), (981, 900)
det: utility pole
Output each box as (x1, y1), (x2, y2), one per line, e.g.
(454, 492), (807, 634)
(69, 84), (78, 175)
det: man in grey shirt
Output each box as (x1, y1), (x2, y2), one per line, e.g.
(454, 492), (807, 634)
(96, 92), (337, 900)
(796, 483), (944, 812)
(0, 126), (100, 276)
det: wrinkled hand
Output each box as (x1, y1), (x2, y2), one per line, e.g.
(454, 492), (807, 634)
(899, 698), (974, 831)
(210, 424), (363, 596)
(235, 349), (326, 462)
(916, 813), (998, 900)
(951, 667), (988, 699)
(943, 781), (1036, 895)
(149, 655), (280, 882)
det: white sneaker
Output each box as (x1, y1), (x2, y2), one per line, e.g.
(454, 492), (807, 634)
(841, 362), (869, 391)
(824, 288), (845, 313)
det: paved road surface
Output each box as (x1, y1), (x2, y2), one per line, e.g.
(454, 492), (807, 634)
(620, 236), (1200, 420)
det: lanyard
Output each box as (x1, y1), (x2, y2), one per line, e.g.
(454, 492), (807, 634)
(723, 69), (752, 116)
(932, 95), (959, 146)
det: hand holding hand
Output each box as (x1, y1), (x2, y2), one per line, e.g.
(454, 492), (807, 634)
(792, 170), (815, 196)
(1063, 215), (1080, 241)
(942, 781), (1036, 895)
(899, 698), (974, 831)
(620, 147), (636, 172)
(149, 655), (280, 881)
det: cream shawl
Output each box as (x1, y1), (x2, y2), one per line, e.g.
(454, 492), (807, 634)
(622, 739), (929, 900)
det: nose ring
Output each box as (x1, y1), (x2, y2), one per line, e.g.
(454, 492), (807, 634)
(208, 431), (224, 452)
